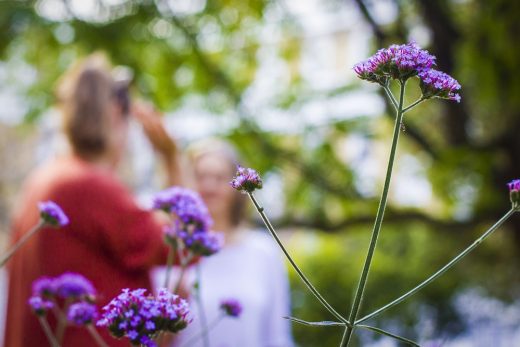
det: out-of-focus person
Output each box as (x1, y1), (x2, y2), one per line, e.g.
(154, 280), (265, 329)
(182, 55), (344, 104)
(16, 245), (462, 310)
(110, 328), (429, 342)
(3, 54), (181, 347)
(153, 139), (294, 347)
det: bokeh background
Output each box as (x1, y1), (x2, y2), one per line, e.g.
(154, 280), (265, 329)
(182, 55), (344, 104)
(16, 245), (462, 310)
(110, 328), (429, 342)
(1, 0), (519, 346)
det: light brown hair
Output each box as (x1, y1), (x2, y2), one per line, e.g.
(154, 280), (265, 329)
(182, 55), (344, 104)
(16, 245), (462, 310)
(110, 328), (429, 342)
(56, 54), (116, 160)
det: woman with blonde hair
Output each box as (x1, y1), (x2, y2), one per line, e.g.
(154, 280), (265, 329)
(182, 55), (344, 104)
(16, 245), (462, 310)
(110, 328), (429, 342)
(4, 54), (180, 347)
(154, 139), (294, 347)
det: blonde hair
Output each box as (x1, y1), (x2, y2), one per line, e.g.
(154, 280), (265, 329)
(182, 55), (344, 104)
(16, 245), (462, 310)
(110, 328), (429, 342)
(56, 53), (116, 160)
(187, 138), (248, 227)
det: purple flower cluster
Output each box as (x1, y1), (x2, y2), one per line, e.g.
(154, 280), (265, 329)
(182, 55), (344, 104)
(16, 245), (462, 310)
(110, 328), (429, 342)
(38, 201), (69, 227)
(220, 299), (243, 318)
(32, 273), (96, 300)
(354, 42), (435, 83)
(419, 69), (461, 103)
(183, 231), (223, 257)
(67, 302), (97, 325)
(97, 288), (190, 347)
(230, 165), (263, 193)
(354, 42), (461, 102)
(153, 187), (212, 232)
(508, 179), (520, 207)
(29, 272), (97, 321)
(28, 296), (54, 316)
(153, 187), (222, 256)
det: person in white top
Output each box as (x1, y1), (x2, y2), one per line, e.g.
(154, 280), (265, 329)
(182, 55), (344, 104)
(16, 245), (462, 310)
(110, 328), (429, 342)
(153, 139), (294, 347)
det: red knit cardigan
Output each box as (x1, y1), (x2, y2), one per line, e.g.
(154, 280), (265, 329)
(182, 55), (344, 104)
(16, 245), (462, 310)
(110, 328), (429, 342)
(4, 156), (169, 347)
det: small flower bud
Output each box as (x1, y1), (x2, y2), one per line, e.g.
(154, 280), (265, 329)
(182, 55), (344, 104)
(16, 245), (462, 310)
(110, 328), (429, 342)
(38, 201), (69, 227)
(508, 179), (520, 209)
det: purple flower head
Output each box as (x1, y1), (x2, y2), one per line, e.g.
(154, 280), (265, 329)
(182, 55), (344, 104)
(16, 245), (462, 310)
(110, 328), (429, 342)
(38, 201), (69, 227)
(32, 276), (56, 299)
(67, 302), (97, 325)
(230, 166), (263, 193)
(354, 42), (436, 83)
(97, 288), (190, 345)
(183, 231), (224, 256)
(419, 69), (461, 102)
(508, 179), (520, 208)
(152, 187), (212, 233)
(28, 296), (54, 316)
(220, 299), (243, 318)
(54, 272), (96, 300)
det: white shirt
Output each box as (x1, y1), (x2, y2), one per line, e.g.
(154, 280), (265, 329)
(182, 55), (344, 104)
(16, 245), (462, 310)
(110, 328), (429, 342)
(152, 230), (294, 347)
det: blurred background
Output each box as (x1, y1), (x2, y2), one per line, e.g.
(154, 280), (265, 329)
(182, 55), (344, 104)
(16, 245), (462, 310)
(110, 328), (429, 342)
(0, 0), (519, 346)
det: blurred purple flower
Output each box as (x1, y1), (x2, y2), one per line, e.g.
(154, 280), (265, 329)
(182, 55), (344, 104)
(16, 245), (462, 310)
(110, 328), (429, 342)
(28, 296), (54, 316)
(152, 187), (212, 232)
(220, 299), (243, 318)
(419, 69), (461, 102)
(38, 201), (69, 227)
(67, 302), (97, 325)
(230, 166), (263, 193)
(183, 231), (224, 256)
(54, 272), (96, 300)
(97, 288), (190, 346)
(32, 276), (56, 299)
(353, 42), (436, 83)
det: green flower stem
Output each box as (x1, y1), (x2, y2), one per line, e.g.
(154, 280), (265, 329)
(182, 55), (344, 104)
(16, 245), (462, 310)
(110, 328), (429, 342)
(86, 325), (110, 347)
(180, 315), (223, 347)
(163, 246), (175, 289)
(356, 208), (516, 325)
(195, 264), (210, 347)
(0, 220), (44, 267)
(402, 97), (426, 113)
(247, 193), (349, 325)
(38, 316), (61, 347)
(383, 85), (398, 110)
(340, 81), (406, 347)
(173, 254), (191, 294)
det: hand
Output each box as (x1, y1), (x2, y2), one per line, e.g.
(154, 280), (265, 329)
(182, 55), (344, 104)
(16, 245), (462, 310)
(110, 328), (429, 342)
(132, 101), (177, 160)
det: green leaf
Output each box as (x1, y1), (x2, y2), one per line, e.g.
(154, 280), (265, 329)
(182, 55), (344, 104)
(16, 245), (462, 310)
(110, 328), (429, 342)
(283, 316), (346, 327)
(357, 325), (420, 347)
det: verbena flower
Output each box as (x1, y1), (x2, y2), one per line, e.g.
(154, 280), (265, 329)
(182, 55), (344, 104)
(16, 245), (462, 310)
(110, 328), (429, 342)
(508, 179), (520, 208)
(28, 296), (54, 316)
(419, 69), (461, 102)
(67, 302), (97, 325)
(38, 201), (69, 227)
(230, 166), (263, 193)
(220, 299), (243, 318)
(54, 272), (96, 300)
(97, 288), (190, 346)
(152, 187), (212, 232)
(32, 276), (56, 299)
(353, 42), (436, 83)
(183, 231), (224, 256)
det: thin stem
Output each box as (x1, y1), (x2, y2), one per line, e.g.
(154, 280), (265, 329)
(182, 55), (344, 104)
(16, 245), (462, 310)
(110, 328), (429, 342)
(180, 315), (223, 347)
(356, 208), (516, 325)
(195, 264), (210, 347)
(55, 298), (71, 343)
(87, 325), (110, 347)
(402, 97), (425, 113)
(341, 81), (406, 347)
(247, 193), (349, 325)
(164, 246), (175, 289)
(383, 85), (398, 110)
(1, 221), (44, 267)
(38, 316), (61, 347)
(173, 254), (191, 294)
